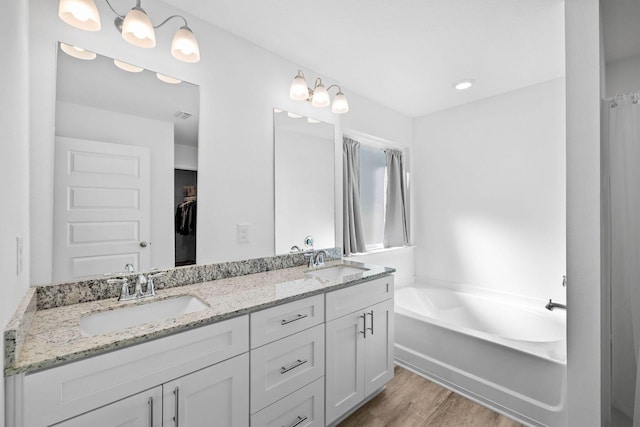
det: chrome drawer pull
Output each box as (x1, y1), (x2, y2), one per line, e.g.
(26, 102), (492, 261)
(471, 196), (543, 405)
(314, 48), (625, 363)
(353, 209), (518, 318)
(281, 313), (308, 325)
(173, 386), (179, 427)
(280, 358), (308, 374)
(367, 310), (374, 335)
(283, 415), (308, 427)
(360, 313), (367, 338)
(148, 397), (154, 427)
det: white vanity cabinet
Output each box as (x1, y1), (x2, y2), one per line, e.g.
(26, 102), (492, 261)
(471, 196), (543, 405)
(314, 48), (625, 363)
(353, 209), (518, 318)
(15, 315), (249, 427)
(324, 277), (395, 425)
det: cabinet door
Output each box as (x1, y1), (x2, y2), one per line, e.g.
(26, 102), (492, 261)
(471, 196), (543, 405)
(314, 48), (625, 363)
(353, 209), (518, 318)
(54, 386), (162, 427)
(325, 311), (366, 425)
(364, 298), (395, 396)
(163, 353), (249, 427)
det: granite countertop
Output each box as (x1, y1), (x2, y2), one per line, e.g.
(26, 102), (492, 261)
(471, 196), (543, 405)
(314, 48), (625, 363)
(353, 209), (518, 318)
(5, 260), (394, 376)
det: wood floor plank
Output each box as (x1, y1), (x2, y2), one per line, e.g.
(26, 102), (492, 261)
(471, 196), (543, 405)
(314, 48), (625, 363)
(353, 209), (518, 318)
(338, 366), (523, 427)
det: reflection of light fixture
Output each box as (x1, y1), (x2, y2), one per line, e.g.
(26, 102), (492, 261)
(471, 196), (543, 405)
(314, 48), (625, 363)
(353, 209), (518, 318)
(274, 108), (283, 113)
(59, 0), (101, 31)
(157, 73), (182, 84)
(288, 70), (349, 114)
(287, 112), (303, 119)
(60, 42), (96, 60)
(58, 0), (200, 63)
(307, 117), (320, 123)
(114, 59), (144, 73)
(453, 79), (475, 90)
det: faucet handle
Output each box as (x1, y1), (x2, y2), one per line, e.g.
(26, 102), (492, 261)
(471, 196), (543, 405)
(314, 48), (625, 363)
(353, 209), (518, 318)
(142, 272), (165, 298)
(107, 278), (131, 301)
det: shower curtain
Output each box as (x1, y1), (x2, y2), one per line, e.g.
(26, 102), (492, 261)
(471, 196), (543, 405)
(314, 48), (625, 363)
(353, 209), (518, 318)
(605, 92), (640, 426)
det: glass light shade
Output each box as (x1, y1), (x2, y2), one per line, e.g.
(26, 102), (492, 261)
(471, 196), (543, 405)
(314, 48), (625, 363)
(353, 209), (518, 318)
(114, 59), (144, 73)
(60, 43), (96, 60)
(287, 112), (303, 119)
(122, 7), (156, 48)
(58, 0), (101, 31)
(289, 74), (309, 101)
(157, 73), (182, 84)
(453, 79), (475, 90)
(307, 117), (320, 123)
(172, 27), (200, 63)
(311, 84), (330, 108)
(331, 91), (349, 114)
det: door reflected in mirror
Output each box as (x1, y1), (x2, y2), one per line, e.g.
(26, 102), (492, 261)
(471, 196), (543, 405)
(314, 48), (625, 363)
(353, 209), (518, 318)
(273, 109), (335, 254)
(53, 42), (199, 282)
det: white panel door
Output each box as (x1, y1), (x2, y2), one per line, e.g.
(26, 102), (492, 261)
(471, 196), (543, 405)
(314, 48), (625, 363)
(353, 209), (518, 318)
(54, 386), (162, 427)
(162, 353), (249, 427)
(53, 137), (151, 280)
(364, 298), (395, 396)
(325, 311), (365, 425)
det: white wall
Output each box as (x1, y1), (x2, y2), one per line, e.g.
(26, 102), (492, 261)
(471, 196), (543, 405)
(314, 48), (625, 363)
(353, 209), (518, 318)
(175, 144), (198, 171)
(28, 0), (414, 282)
(55, 102), (175, 275)
(606, 53), (640, 97)
(412, 78), (566, 302)
(0, 1), (31, 426)
(565, 0), (604, 424)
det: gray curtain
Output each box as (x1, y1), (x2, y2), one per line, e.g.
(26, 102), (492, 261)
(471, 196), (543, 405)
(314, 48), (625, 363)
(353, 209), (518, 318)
(383, 149), (409, 247)
(343, 137), (366, 255)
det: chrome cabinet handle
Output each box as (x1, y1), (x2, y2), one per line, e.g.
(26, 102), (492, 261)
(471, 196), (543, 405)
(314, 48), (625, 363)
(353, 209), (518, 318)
(280, 359), (308, 374)
(173, 387), (179, 427)
(367, 310), (374, 335)
(281, 313), (308, 325)
(360, 313), (367, 338)
(148, 396), (154, 427)
(283, 415), (308, 427)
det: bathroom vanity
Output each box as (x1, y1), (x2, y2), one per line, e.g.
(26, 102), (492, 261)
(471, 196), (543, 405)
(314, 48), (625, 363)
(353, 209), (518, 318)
(4, 257), (394, 427)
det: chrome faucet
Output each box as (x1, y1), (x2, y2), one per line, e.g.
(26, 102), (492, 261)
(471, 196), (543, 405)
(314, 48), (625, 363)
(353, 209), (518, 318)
(305, 250), (328, 268)
(107, 264), (165, 301)
(545, 299), (566, 311)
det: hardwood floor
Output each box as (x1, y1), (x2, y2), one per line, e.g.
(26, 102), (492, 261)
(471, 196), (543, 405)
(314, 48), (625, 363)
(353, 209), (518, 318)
(338, 366), (523, 427)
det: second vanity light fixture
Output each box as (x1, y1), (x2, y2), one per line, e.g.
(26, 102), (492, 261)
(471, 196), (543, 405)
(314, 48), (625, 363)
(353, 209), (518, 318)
(289, 70), (349, 114)
(58, 0), (200, 63)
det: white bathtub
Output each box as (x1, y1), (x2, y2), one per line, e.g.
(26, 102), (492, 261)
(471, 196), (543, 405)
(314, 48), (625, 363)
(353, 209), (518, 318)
(394, 284), (566, 427)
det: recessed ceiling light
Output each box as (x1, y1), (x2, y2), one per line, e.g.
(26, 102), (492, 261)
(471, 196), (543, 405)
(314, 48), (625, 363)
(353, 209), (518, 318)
(60, 42), (96, 60)
(156, 73), (182, 84)
(454, 79), (475, 90)
(114, 59), (143, 73)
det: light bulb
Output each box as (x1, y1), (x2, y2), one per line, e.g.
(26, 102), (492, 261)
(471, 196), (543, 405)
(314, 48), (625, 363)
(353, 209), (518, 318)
(114, 59), (144, 73)
(172, 27), (200, 63)
(331, 91), (349, 114)
(311, 83), (330, 108)
(60, 42), (96, 60)
(58, 0), (101, 31)
(122, 7), (156, 48)
(157, 73), (182, 84)
(289, 71), (309, 101)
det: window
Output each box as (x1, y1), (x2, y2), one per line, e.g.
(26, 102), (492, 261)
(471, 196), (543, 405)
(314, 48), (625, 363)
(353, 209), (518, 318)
(359, 144), (386, 250)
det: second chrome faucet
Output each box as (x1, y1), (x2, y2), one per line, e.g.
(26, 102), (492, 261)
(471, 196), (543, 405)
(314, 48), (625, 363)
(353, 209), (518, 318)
(107, 264), (165, 302)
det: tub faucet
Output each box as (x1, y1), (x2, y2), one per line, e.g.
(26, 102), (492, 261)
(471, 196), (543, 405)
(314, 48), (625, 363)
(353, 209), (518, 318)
(545, 299), (566, 311)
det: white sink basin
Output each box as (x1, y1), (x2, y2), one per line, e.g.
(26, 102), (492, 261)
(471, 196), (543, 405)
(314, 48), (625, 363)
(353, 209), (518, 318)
(307, 265), (369, 281)
(80, 295), (209, 337)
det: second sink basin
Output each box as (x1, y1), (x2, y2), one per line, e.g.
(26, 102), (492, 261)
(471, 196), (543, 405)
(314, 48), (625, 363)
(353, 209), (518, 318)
(80, 295), (209, 337)
(307, 265), (369, 281)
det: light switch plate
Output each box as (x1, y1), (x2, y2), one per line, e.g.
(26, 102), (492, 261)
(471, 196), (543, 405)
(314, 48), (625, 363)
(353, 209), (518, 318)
(237, 223), (250, 243)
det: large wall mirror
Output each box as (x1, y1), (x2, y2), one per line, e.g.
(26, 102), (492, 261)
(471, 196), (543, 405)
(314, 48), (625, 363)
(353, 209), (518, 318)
(53, 42), (199, 282)
(274, 109), (335, 254)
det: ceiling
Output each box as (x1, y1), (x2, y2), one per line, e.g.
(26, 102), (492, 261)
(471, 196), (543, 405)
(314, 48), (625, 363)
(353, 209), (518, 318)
(56, 46), (200, 147)
(601, 0), (640, 63)
(162, 0), (565, 118)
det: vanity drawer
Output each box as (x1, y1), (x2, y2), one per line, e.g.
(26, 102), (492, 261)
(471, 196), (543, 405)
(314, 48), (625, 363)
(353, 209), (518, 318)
(23, 315), (249, 427)
(250, 324), (324, 413)
(250, 377), (324, 427)
(326, 275), (393, 321)
(250, 294), (324, 348)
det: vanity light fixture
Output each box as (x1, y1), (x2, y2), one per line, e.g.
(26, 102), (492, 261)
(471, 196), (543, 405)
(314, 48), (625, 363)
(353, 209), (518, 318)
(60, 43), (96, 60)
(58, 0), (200, 63)
(454, 79), (475, 90)
(114, 59), (144, 73)
(157, 73), (182, 84)
(288, 70), (349, 114)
